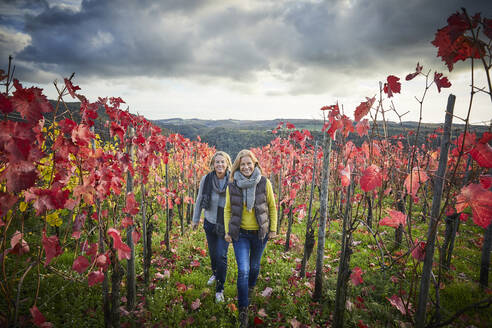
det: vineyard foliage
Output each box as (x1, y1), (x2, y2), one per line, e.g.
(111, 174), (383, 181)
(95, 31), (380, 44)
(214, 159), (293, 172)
(0, 7), (492, 328)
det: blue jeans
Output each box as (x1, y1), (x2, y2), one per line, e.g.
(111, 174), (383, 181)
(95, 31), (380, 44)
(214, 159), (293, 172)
(204, 219), (229, 292)
(232, 230), (268, 308)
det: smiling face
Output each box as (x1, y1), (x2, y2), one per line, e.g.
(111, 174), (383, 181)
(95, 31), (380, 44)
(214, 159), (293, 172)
(214, 154), (227, 178)
(239, 155), (254, 178)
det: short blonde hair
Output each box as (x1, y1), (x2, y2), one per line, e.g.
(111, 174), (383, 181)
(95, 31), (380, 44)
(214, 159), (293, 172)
(209, 151), (232, 172)
(230, 149), (262, 182)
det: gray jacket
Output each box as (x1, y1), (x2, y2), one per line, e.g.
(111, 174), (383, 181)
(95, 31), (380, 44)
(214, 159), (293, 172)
(192, 174), (227, 225)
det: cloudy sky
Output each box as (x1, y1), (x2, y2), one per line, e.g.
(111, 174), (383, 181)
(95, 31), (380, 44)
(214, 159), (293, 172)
(1, 0), (491, 124)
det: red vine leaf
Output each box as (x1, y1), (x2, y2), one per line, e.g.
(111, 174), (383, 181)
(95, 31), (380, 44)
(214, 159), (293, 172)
(360, 164), (382, 192)
(30, 305), (53, 328)
(72, 255), (90, 274)
(64, 78), (81, 99)
(0, 93), (14, 114)
(88, 270), (105, 286)
(386, 294), (407, 315)
(355, 119), (370, 137)
(123, 192), (139, 215)
(350, 267), (364, 286)
(379, 210), (407, 228)
(42, 231), (63, 267)
(405, 62), (423, 81)
(354, 97), (375, 122)
(107, 228), (132, 261)
(383, 75), (401, 98)
(433, 72), (452, 93)
(411, 239), (426, 261)
(456, 183), (492, 228)
(8, 230), (30, 256)
(480, 175), (492, 189)
(404, 168), (429, 198)
(431, 11), (485, 71)
(12, 80), (53, 123)
(469, 142), (492, 168)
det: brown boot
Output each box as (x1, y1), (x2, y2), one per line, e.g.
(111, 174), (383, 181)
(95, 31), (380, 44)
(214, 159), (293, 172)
(238, 306), (248, 328)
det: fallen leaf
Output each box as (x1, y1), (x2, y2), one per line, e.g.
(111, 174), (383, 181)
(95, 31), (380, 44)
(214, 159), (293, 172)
(191, 298), (201, 310)
(261, 287), (273, 297)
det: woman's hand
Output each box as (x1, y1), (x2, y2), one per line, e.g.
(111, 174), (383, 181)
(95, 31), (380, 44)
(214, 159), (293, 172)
(224, 234), (232, 243)
(191, 222), (198, 231)
(268, 231), (277, 239)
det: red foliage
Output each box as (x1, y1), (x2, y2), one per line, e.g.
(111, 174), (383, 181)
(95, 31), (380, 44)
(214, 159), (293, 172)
(433, 72), (452, 93)
(360, 164), (382, 192)
(0, 192), (18, 217)
(350, 267), (364, 286)
(386, 294), (408, 315)
(411, 239), (426, 261)
(379, 210), (407, 228)
(340, 164), (351, 187)
(469, 142), (492, 168)
(110, 121), (125, 141)
(24, 186), (69, 215)
(456, 184), (492, 228)
(42, 231), (63, 267)
(64, 78), (81, 99)
(72, 255), (90, 274)
(383, 75), (401, 98)
(431, 11), (485, 71)
(88, 270), (105, 286)
(30, 306), (53, 328)
(0, 93), (13, 114)
(286, 122), (295, 129)
(59, 118), (77, 134)
(355, 119), (369, 137)
(404, 168), (429, 198)
(71, 124), (95, 147)
(11, 80), (53, 123)
(406, 62), (423, 81)
(107, 228), (132, 261)
(480, 175), (492, 189)
(8, 230), (29, 256)
(354, 97), (376, 122)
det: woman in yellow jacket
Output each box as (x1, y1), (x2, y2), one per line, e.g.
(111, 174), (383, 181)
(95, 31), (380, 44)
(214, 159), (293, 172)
(224, 149), (277, 328)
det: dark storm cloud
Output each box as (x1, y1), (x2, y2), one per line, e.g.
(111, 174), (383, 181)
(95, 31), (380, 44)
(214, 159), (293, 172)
(2, 0), (492, 89)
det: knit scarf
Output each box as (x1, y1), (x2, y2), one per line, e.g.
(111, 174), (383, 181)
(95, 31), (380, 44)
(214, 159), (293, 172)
(212, 171), (228, 196)
(234, 167), (261, 211)
(201, 171), (228, 210)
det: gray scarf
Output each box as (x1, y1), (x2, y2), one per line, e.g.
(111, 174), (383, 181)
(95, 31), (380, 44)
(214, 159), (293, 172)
(234, 167), (261, 211)
(212, 172), (228, 196)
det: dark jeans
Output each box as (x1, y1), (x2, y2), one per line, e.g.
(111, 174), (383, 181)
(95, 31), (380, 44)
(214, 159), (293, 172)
(232, 229), (268, 308)
(204, 219), (229, 292)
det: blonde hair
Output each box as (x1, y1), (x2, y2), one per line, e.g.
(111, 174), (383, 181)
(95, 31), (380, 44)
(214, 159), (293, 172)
(209, 151), (232, 172)
(230, 149), (262, 182)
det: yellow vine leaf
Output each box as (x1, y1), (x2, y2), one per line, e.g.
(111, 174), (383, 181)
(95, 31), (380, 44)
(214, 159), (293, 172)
(19, 201), (28, 212)
(46, 212), (62, 227)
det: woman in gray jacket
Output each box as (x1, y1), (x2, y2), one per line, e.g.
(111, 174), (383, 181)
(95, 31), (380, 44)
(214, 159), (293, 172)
(192, 151), (232, 302)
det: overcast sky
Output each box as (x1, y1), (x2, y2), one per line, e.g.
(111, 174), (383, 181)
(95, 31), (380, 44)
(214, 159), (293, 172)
(1, 0), (491, 124)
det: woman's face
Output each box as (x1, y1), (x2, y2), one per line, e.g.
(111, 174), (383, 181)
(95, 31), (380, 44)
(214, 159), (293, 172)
(214, 155), (227, 177)
(239, 156), (255, 178)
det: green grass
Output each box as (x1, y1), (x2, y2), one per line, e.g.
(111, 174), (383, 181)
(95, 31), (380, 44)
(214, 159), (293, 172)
(1, 207), (491, 327)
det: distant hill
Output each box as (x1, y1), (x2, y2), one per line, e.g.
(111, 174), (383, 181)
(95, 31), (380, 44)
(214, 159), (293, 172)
(152, 118), (490, 158)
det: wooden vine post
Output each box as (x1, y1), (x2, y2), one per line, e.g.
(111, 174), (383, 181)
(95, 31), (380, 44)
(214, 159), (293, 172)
(300, 141), (318, 278)
(126, 126), (136, 311)
(333, 179), (354, 328)
(285, 156), (296, 252)
(415, 94), (455, 327)
(313, 130), (333, 300)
